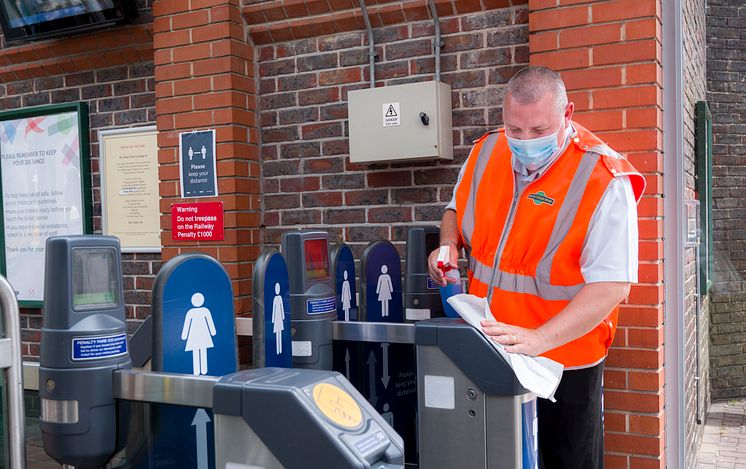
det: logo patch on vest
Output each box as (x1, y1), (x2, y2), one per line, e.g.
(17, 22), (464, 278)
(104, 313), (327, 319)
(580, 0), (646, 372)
(528, 191), (555, 206)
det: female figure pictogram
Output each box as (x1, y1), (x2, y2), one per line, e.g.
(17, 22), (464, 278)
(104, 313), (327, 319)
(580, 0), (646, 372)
(272, 283), (286, 355)
(181, 292), (217, 375)
(341, 270), (352, 321)
(376, 265), (393, 317)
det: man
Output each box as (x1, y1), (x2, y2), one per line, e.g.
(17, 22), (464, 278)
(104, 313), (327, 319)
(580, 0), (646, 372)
(428, 66), (645, 468)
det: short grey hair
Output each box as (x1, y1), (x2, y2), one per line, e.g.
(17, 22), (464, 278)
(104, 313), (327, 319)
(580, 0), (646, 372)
(504, 66), (568, 115)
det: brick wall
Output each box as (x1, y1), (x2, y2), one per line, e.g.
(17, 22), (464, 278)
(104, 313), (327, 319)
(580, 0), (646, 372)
(528, 0), (665, 467)
(252, 1), (529, 259)
(683, 0), (709, 465)
(706, 0), (746, 400)
(0, 4), (156, 357)
(154, 0), (259, 333)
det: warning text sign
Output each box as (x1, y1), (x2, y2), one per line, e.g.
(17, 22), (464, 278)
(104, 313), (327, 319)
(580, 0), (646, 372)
(383, 102), (401, 127)
(172, 201), (224, 241)
(72, 333), (128, 361)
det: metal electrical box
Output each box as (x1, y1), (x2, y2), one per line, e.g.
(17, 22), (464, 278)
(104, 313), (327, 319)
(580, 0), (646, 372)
(348, 81), (453, 163)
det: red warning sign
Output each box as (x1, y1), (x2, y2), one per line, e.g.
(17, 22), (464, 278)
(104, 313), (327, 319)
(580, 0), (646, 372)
(171, 201), (224, 241)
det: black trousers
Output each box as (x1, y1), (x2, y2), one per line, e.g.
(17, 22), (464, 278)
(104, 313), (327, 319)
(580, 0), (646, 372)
(537, 361), (604, 469)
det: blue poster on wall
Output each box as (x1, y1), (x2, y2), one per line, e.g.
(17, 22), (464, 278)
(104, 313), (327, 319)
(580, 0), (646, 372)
(179, 129), (217, 198)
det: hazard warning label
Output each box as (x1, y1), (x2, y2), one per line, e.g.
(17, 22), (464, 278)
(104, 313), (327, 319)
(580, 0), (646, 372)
(383, 102), (400, 127)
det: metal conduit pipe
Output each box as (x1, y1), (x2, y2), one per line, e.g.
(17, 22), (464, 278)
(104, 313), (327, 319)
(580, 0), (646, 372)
(428, 0), (442, 82)
(360, 0), (376, 88)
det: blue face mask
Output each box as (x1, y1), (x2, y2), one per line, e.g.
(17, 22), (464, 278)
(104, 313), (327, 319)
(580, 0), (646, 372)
(506, 122), (565, 170)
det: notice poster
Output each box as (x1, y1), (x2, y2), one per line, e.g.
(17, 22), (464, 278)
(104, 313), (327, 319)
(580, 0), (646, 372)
(171, 202), (224, 242)
(0, 105), (90, 305)
(179, 129), (217, 198)
(100, 127), (160, 252)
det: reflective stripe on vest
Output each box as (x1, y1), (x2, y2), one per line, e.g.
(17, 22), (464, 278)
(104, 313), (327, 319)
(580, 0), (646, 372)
(460, 132), (499, 248)
(465, 147), (601, 301)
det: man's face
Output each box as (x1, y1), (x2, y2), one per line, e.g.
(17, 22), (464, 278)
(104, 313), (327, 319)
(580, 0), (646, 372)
(503, 91), (574, 144)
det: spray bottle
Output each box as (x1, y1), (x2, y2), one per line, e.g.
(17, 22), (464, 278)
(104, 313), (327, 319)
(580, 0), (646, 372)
(436, 245), (463, 318)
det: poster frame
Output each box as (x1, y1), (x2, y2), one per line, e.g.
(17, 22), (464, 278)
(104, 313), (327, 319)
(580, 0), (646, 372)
(0, 102), (92, 308)
(99, 125), (161, 253)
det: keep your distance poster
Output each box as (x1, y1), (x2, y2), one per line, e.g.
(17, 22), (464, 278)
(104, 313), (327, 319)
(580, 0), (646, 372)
(0, 104), (91, 305)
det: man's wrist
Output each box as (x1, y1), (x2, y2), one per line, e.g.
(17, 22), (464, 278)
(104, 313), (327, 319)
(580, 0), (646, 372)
(440, 240), (458, 247)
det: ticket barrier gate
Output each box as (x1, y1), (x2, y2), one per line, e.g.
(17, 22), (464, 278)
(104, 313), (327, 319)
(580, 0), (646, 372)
(251, 230), (536, 468)
(334, 319), (537, 469)
(27, 233), (533, 468)
(32, 235), (403, 469)
(27, 364), (405, 468)
(28, 319), (533, 469)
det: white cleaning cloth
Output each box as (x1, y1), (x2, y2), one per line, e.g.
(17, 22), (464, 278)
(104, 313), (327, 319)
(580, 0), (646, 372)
(447, 294), (564, 401)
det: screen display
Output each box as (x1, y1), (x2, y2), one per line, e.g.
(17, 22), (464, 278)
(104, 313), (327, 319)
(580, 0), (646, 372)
(2, 0), (113, 28)
(304, 238), (330, 282)
(71, 248), (119, 309)
(425, 232), (440, 259)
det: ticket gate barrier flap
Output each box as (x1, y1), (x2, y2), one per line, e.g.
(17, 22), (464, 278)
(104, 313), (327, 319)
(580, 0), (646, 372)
(331, 242), (359, 322)
(415, 318), (537, 469)
(253, 248), (293, 368)
(213, 367), (405, 469)
(282, 231), (337, 370)
(40, 235), (132, 468)
(359, 240), (403, 324)
(331, 243), (365, 393)
(151, 253), (238, 469)
(152, 253), (238, 376)
(403, 226), (444, 322)
(333, 340), (365, 394)
(359, 240), (418, 465)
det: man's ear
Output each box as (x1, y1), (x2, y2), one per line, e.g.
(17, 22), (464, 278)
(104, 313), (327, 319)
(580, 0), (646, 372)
(565, 101), (575, 122)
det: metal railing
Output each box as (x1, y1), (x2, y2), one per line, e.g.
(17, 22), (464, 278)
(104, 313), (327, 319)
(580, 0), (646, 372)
(23, 363), (217, 409)
(0, 276), (26, 469)
(235, 317), (416, 344)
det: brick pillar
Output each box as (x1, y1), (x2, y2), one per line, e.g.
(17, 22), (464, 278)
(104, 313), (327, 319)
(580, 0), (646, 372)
(153, 0), (259, 318)
(528, 1), (665, 467)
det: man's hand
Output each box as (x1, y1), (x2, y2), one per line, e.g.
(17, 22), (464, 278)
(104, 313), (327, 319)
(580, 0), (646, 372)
(481, 282), (631, 357)
(480, 321), (550, 356)
(428, 244), (459, 287)
(429, 209), (462, 286)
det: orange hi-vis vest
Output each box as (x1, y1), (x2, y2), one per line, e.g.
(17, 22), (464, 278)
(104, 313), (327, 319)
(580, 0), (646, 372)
(455, 122), (646, 369)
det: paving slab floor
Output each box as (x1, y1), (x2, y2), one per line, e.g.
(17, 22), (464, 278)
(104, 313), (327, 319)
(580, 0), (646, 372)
(697, 399), (746, 468)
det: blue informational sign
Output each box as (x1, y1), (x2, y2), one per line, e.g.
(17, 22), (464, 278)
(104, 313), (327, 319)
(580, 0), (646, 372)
(307, 297), (336, 315)
(151, 254), (237, 469)
(71, 333), (127, 361)
(261, 252), (292, 368)
(522, 397), (539, 469)
(180, 129), (217, 198)
(359, 241), (417, 464)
